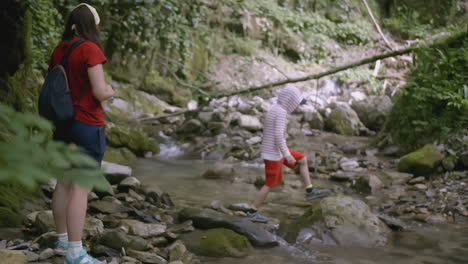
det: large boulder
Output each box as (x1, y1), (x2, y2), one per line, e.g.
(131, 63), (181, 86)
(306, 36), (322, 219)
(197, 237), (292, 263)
(177, 119), (205, 135)
(178, 207), (278, 247)
(101, 161), (132, 184)
(182, 228), (252, 258)
(299, 105), (324, 130)
(325, 103), (367, 136)
(351, 96), (392, 131)
(286, 196), (391, 247)
(0, 250), (27, 264)
(35, 211), (54, 234)
(398, 145), (444, 176)
(83, 217), (105, 238)
(106, 125), (159, 157)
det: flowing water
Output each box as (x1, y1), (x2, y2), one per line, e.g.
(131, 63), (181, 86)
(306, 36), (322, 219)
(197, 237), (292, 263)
(131, 133), (468, 264)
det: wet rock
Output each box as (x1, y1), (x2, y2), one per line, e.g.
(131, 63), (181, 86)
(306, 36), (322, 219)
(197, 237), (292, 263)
(0, 249), (28, 264)
(23, 250), (40, 262)
(398, 145), (444, 176)
(168, 240), (187, 262)
(92, 244), (120, 257)
(382, 171), (413, 185)
(83, 217), (104, 238)
(89, 199), (130, 214)
(127, 249), (168, 264)
(181, 228), (251, 258)
(286, 195), (391, 247)
(325, 102), (367, 136)
(35, 211), (54, 234)
(228, 203), (251, 212)
(409, 176), (425, 184)
(424, 215), (446, 224)
(351, 95), (392, 131)
(378, 215), (406, 231)
(100, 231), (149, 251)
(119, 176), (141, 192)
(177, 119), (205, 135)
(39, 248), (54, 260)
(355, 174), (383, 194)
(106, 125), (159, 156)
(330, 171), (359, 182)
(119, 220), (166, 238)
(413, 184), (428, 190)
(178, 207), (278, 247)
(201, 164), (235, 180)
(237, 114), (262, 131)
(102, 161), (133, 184)
(167, 221), (194, 234)
(299, 105), (324, 130)
(339, 157), (360, 171)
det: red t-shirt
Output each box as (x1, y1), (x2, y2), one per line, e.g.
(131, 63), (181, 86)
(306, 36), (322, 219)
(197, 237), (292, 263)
(49, 37), (107, 126)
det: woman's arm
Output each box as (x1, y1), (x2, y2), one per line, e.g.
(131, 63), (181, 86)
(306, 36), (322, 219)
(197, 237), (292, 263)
(88, 64), (114, 101)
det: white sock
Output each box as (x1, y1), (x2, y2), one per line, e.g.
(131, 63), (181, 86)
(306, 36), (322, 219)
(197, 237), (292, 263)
(68, 240), (83, 258)
(57, 232), (68, 244)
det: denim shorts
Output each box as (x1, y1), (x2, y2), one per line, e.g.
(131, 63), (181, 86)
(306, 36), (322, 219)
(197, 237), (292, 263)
(53, 119), (106, 164)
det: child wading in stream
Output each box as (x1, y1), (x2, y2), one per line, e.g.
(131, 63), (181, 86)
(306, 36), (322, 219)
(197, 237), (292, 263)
(246, 85), (331, 223)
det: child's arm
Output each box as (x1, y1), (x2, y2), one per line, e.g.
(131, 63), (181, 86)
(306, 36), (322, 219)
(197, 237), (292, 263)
(274, 111), (291, 158)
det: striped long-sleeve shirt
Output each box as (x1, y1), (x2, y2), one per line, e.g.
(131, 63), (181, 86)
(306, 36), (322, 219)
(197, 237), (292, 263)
(261, 85), (302, 161)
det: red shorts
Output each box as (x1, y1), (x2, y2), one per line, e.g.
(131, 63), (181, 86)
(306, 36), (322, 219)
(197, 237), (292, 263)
(264, 149), (306, 187)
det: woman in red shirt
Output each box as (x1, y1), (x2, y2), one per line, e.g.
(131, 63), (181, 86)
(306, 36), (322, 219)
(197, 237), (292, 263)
(50, 4), (113, 264)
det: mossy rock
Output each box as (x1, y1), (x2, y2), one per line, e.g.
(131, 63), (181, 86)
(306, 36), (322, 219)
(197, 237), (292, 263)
(326, 103), (366, 136)
(0, 207), (22, 228)
(103, 147), (137, 165)
(106, 125), (160, 157)
(285, 196), (390, 247)
(182, 228), (252, 258)
(398, 145), (444, 176)
(142, 72), (191, 106)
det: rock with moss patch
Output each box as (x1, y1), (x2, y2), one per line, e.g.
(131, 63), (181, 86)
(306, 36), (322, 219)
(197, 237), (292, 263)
(104, 147), (137, 164)
(0, 207), (22, 227)
(325, 103), (367, 136)
(351, 96), (392, 131)
(35, 210), (54, 233)
(100, 231), (149, 251)
(286, 195), (390, 247)
(106, 125), (160, 157)
(182, 228), (251, 258)
(398, 145), (444, 176)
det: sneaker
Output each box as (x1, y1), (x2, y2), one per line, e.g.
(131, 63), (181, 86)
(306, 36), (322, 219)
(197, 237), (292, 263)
(54, 240), (68, 256)
(246, 211), (270, 223)
(306, 188), (331, 200)
(65, 249), (104, 264)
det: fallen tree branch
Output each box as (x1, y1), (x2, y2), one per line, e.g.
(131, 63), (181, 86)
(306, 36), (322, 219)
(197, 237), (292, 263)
(361, 0), (395, 50)
(139, 109), (196, 122)
(214, 45), (418, 98)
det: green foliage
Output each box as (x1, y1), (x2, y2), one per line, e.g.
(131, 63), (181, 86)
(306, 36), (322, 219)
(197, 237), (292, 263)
(386, 30), (468, 150)
(225, 35), (260, 56)
(0, 103), (109, 191)
(338, 67), (383, 94)
(106, 125), (160, 157)
(383, 5), (431, 39)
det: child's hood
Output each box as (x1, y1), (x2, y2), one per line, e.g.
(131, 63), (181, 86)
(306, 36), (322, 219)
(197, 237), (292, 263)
(277, 85), (302, 113)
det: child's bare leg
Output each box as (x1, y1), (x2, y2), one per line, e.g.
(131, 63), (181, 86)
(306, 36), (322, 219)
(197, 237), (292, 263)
(298, 157), (312, 187)
(253, 185), (271, 209)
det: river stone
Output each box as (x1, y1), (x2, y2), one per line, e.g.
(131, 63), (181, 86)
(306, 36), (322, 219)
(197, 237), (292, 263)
(201, 163), (235, 180)
(168, 240), (187, 262)
(127, 249), (168, 264)
(83, 217), (104, 238)
(23, 250), (40, 262)
(102, 161), (133, 184)
(339, 157), (360, 171)
(0, 250), (28, 264)
(119, 176), (141, 190)
(104, 147), (137, 165)
(100, 231), (149, 251)
(354, 174), (383, 193)
(381, 171), (413, 185)
(398, 145), (444, 176)
(299, 105), (324, 130)
(181, 228), (252, 258)
(351, 95), (392, 131)
(119, 219), (166, 238)
(198, 112), (214, 123)
(89, 200), (129, 214)
(177, 119), (205, 135)
(120, 256), (142, 264)
(409, 176), (425, 184)
(106, 126), (160, 157)
(35, 211), (54, 234)
(178, 207), (278, 247)
(237, 114), (262, 131)
(39, 248), (54, 260)
(286, 195), (391, 247)
(325, 103), (367, 136)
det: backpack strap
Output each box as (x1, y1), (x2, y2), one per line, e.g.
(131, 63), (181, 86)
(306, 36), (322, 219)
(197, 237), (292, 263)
(60, 39), (88, 67)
